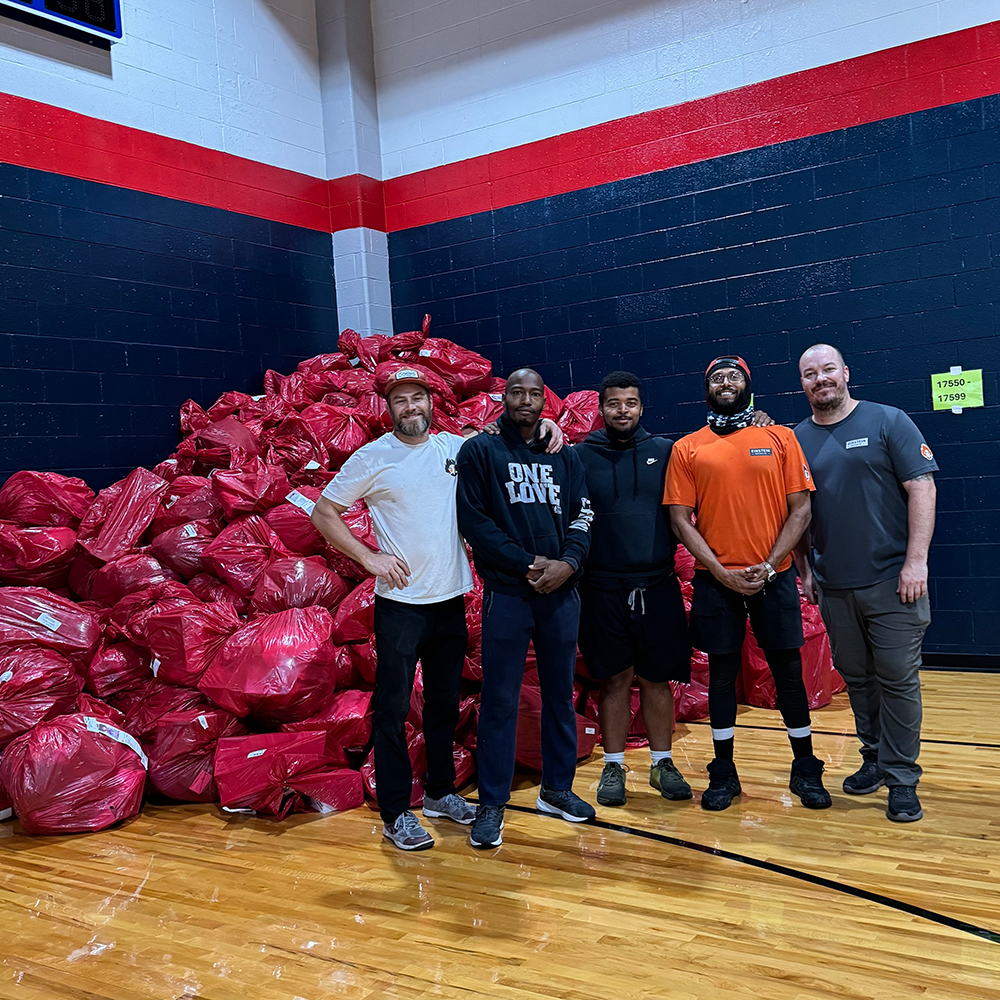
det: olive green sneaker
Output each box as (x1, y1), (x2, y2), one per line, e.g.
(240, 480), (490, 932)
(650, 758), (693, 801)
(596, 761), (628, 806)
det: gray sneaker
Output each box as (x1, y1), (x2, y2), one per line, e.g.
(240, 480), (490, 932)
(382, 810), (434, 851)
(650, 759), (693, 801)
(469, 804), (505, 849)
(422, 792), (476, 825)
(596, 761), (627, 806)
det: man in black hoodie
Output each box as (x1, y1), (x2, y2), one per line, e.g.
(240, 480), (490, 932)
(576, 371), (693, 808)
(457, 368), (596, 849)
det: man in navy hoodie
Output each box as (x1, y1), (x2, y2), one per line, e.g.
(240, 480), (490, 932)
(457, 368), (596, 849)
(576, 371), (693, 808)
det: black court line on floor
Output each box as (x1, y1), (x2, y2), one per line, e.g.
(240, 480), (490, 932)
(493, 801), (1000, 946)
(683, 720), (1000, 749)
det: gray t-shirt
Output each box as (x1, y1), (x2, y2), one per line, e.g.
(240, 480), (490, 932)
(794, 401), (938, 590)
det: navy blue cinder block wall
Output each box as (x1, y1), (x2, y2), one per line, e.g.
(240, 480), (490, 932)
(388, 96), (1000, 659)
(0, 163), (337, 491)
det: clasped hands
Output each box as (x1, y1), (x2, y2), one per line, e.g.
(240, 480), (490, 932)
(526, 555), (573, 594)
(714, 563), (771, 595)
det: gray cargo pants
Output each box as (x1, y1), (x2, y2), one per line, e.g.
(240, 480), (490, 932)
(818, 577), (930, 786)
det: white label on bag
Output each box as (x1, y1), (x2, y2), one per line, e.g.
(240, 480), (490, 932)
(304, 460), (321, 470)
(36, 613), (61, 632)
(285, 490), (316, 516)
(165, 494), (180, 508)
(197, 714), (209, 730)
(0, 670), (12, 684)
(419, 349), (432, 357)
(181, 523), (199, 538)
(83, 717), (148, 769)
(489, 393), (502, 401)
(306, 797), (337, 815)
(150, 658), (160, 677)
(251, 394), (265, 401)
(246, 749), (266, 759)
(222, 806), (255, 814)
(0, 808), (12, 821)
(585, 727), (596, 735)
(349, 358), (360, 367)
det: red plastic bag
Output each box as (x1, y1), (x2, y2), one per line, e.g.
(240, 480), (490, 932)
(78, 468), (168, 562)
(211, 460), (290, 519)
(347, 637), (377, 685)
(672, 649), (710, 722)
(323, 499), (377, 581)
(297, 352), (352, 376)
(151, 475), (223, 535)
(214, 730), (359, 818)
(203, 516), (292, 598)
(393, 338), (493, 397)
(557, 390), (601, 444)
(105, 584), (198, 647)
(0, 523), (77, 586)
(331, 577), (376, 643)
(0, 713), (147, 834)
(540, 386), (564, 421)
(514, 685), (599, 771)
(144, 602), (241, 687)
(198, 607), (337, 725)
(77, 692), (126, 726)
(250, 556), (351, 614)
(179, 399), (210, 434)
(148, 707), (248, 802)
(89, 553), (178, 606)
(186, 573), (249, 614)
(263, 488), (325, 555)
(0, 470), (94, 528)
(456, 391), (504, 431)
(149, 519), (219, 579)
(85, 640), (152, 700)
(0, 648), (84, 750)
(68, 547), (105, 600)
(350, 393), (393, 436)
(116, 680), (212, 750)
(300, 404), (372, 468)
(181, 416), (260, 471)
(361, 725), (426, 809)
(282, 687), (373, 764)
(0, 587), (101, 667)
(263, 413), (328, 474)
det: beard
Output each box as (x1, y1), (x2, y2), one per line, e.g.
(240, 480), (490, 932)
(606, 418), (639, 443)
(394, 412), (431, 437)
(810, 384), (847, 411)
(706, 384), (752, 415)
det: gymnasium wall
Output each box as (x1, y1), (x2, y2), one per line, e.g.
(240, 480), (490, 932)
(0, 2), (338, 490)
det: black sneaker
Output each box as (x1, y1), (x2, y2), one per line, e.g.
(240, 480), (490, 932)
(886, 785), (923, 823)
(596, 761), (627, 806)
(842, 759), (887, 795)
(536, 785), (596, 823)
(700, 758), (741, 811)
(469, 804), (505, 848)
(789, 755), (833, 809)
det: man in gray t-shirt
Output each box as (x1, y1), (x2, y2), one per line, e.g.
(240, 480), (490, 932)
(793, 345), (937, 824)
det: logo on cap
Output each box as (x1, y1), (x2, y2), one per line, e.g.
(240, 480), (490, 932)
(393, 369), (421, 381)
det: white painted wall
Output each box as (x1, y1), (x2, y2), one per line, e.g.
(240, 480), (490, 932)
(332, 226), (393, 336)
(0, 0), (327, 176)
(373, 0), (999, 179)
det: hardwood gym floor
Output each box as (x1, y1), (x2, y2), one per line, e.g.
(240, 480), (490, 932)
(2, 671), (998, 999)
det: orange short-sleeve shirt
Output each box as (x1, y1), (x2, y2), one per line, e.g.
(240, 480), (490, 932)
(663, 424), (814, 572)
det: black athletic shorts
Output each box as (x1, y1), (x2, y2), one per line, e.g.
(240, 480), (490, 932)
(578, 575), (692, 683)
(690, 567), (803, 655)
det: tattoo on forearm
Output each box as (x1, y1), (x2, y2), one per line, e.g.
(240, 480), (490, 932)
(907, 473), (935, 483)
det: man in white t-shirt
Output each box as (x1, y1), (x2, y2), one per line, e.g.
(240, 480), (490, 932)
(312, 367), (476, 850)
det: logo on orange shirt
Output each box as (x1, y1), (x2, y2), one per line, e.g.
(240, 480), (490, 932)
(749, 448), (773, 456)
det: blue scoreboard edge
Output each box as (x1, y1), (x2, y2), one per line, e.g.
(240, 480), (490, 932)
(0, 0), (123, 41)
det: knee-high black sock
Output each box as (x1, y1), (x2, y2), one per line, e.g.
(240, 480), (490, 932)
(708, 651), (742, 762)
(764, 647), (813, 759)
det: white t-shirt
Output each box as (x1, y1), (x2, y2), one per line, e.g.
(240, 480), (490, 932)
(321, 432), (473, 605)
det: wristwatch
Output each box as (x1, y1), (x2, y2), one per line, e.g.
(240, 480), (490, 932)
(763, 561), (777, 582)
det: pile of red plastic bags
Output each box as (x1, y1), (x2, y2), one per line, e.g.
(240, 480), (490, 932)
(0, 316), (841, 834)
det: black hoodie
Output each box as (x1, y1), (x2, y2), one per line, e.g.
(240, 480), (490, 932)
(575, 425), (676, 588)
(456, 413), (592, 598)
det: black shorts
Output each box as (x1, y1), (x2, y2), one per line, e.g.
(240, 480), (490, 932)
(690, 567), (803, 655)
(578, 576), (692, 684)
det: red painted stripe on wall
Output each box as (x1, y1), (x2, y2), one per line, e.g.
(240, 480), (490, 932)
(0, 93), (332, 233)
(0, 22), (997, 234)
(382, 20), (1000, 231)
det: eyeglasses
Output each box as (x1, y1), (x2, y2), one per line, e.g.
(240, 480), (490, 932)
(708, 372), (745, 385)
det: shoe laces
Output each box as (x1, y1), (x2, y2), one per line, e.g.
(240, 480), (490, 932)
(396, 810), (423, 834)
(436, 793), (464, 809)
(477, 804), (504, 824)
(603, 762), (630, 776)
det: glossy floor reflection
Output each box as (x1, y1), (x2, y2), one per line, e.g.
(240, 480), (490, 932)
(2, 671), (998, 999)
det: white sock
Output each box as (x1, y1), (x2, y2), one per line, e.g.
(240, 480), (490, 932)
(650, 749), (672, 765)
(603, 751), (625, 766)
(786, 725), (812, 739)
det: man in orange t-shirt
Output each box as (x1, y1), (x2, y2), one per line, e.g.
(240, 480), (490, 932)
(665, 355), (830, 812)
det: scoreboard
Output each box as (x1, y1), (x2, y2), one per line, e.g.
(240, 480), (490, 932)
(0, 0), (122, 41)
